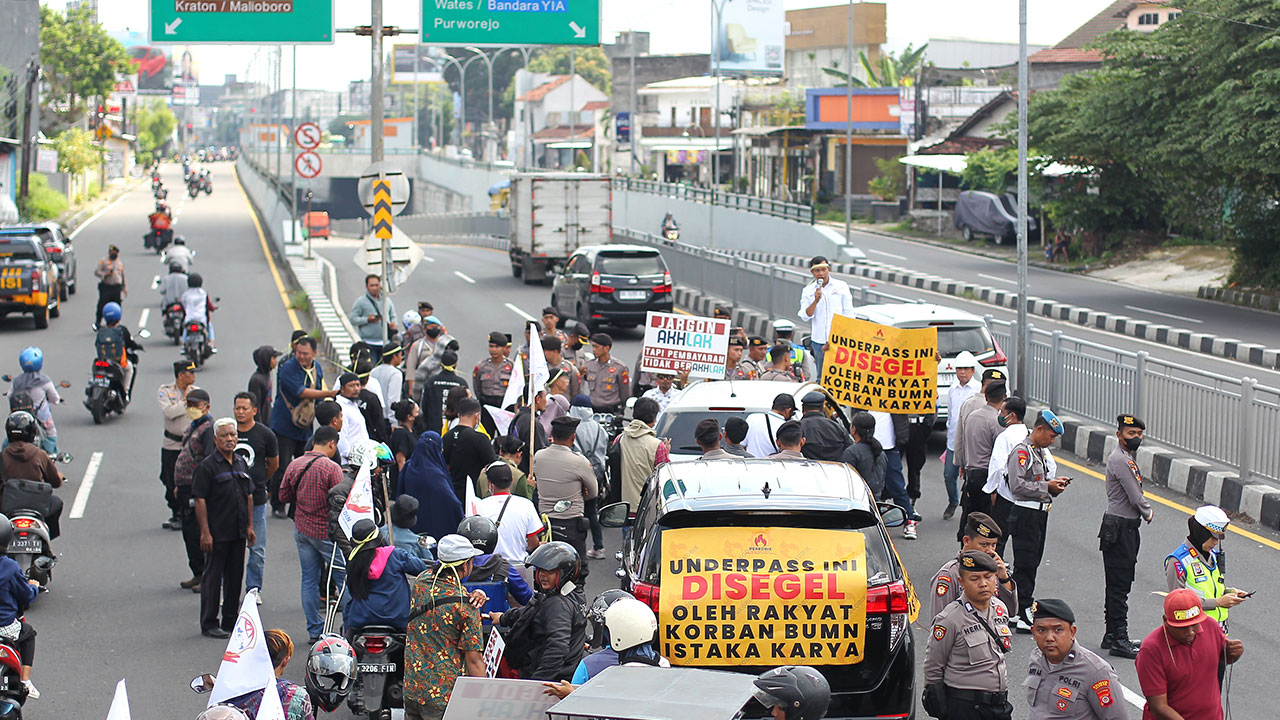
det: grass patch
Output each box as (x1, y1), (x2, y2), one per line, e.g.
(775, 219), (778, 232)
(288, 290), (310, 312)
(17, 175), (68, 221)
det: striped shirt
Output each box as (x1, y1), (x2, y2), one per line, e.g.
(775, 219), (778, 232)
(279, 450), (344, 540)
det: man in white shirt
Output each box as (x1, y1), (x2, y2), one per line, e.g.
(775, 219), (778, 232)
(797, 255), (854, 375)
(369, 344), (404, 425)
(474, 462), (543, 573)
(744, 393), (797, 459)
(983, 396), (1039, 557)
(641, 373), (680, 412)
(334, 372), (369, 457)
(943, 351), (982, 520)
(180, 272), (216, 351)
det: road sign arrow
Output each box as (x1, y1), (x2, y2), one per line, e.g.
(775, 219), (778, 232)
(373, 198), (393, 214)
(165, 18), (183, 35)
(569, 21), (586, 39)
(372, 218), (394, 239)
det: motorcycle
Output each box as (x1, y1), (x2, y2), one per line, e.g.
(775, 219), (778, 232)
(3, 478), (61, 589)
(0, 636), (29, 716)
(84, 332), (146, 424)
(664, 225), (679, 241)
(348, 627), (406, 720)
(183, 320), (211, 368)
(143, 228), (173, 253)
(162, 303), (185, 345)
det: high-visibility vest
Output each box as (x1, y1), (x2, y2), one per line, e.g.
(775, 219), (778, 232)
(1165, 542), (1228, 622)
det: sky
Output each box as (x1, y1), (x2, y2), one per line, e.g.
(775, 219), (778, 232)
(75, 0), (1115, 92)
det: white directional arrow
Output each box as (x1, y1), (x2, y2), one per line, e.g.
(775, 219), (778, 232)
(165, 17), (183, 35)
(569, 21), (586, 39)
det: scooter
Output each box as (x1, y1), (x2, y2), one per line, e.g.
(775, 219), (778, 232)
(143, 228), (173, 253)
(183, 320), (211, 368)
(347, 627), (406, 720)
(162, 303), (185, 345)
(0, 637), (29, 717)
(84, 334), (146, 424)
(2, 479), (60, 589)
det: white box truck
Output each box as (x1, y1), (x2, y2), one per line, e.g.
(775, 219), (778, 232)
(508, 173), (612, 285)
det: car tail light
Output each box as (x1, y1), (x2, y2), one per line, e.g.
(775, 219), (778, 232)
(981, 339), (1008, 367)
(632, 581), (660, 612)
(10, 518), (33, 530)
(93, 360), (111, 369)
(653, 271), (673, 293)
(867, 581), (910, 650)
(30, 270), (39, 291)
(360, 635), (388, 655)
(589, 272), (614, 294)
(47, 246), (61, 254)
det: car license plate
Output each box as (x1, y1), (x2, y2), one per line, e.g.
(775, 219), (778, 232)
(618, 290), (647, 301)
(358, 663), (396, 673)
(8, 539), (40, 554)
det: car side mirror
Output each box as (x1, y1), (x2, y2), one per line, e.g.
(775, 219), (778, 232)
(598, 502), (631, 528)
(877, 503), (907, 528)
(190, 673), (215, 694)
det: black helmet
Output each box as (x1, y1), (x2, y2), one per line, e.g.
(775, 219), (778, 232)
(4, 412), (37, 444)
(174, 236), (186, 245)
(585, 588), (634, 647)
(188, 272), (203, 288)
(0, 514), (12, 549)
(752, 666), (831, 720)
(305, 634), (357, 712)
(169, 261), (184, 274)
(524, 541), (580, 587)
(457, 515), (498, 555)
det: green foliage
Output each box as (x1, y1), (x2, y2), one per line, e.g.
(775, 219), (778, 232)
(867, 155), (905, 201)
(135, 99), (176, 165)
(960, 147), (1017, 193)
(822, 43), (928, 87)
(53, 128), (101, 175)
(39, 6), (132, 133)
(18, 174), (68, 221)
(527, 47), (611, 94)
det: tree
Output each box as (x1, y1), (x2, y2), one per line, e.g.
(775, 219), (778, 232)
(499, 47), (611, 124)
(960, 147), (1018, 193)
(822, 43), (928, 87)
(134, 99), (176, 165)
(52, 128), (101, 175)
(39, 6), (132, 133)
(867, 156), (905, 201)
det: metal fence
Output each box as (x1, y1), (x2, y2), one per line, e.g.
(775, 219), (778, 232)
(618, 230), (1280, 484)
(617, 178), (815, 224)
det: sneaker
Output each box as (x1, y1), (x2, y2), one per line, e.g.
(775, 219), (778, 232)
(1109, 637), (1140, 660)
(272, 509), (289, 519)
(902, 520), (918, 539)
(586, 548), (606, 560)
(22, 680), (38, 700)
(943, 505), (957, 520)
(180, 574), (203, 589)
(1013, 608), (1035, 633)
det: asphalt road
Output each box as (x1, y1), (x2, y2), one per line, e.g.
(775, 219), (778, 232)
(5, 164), (1274, 720)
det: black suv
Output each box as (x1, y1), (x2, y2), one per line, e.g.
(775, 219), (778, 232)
(5, 223), (76, 300)
(601, 458), (917, 719)
(550, 244), (672, 332)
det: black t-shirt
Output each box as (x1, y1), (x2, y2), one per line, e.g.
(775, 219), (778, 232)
(388, 425), (416, 497)
(191, 452), (252, 542)
(442, 425), (495, 499)
(236, 422), (279, 506)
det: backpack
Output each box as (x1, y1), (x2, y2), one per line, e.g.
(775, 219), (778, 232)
(95, 325), (126, 363)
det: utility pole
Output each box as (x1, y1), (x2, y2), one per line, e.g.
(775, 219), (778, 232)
(1015, 0), (1029, 391)
(275, 45), (283, 179)
(569, 49), (575, 169)
(291, 46), (298, 246)
(629, 32), (637, 176)
(844, 0), (853, 250)
(18, 60), (37, 203)
(371, 0), (385, 163)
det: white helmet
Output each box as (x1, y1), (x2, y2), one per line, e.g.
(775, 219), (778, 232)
(952, 351), (979, 369)
(1193, 505), (1230, 534)
(196, 706), (250, 720)
(403, 310), (421, 329)
(605, 598), (658, 652)
(345, 438), (382, 470)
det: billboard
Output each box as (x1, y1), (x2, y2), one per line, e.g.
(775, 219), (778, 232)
(390, 45), (445, 84)
(113, 30), (174, 96)
(712, 0), (785, 75)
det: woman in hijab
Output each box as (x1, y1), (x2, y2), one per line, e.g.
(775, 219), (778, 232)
(397, 431), (464, 541)
(344, 519), (430, 634)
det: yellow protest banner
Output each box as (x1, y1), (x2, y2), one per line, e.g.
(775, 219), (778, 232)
(821, 315), (938, 412)
(659, 527), (867, 666)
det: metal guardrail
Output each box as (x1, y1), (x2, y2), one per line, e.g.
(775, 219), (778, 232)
(617, 178), (815, 224)
(617, 229), (1280, 484)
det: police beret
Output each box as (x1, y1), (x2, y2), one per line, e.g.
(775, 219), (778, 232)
(589, 332), (613, 347)
(487, 330), (508, 346)
(1117, 414), (1145, 430)
(801, 391), (826, 407)
(748, 336), (768, 347)
(956, 550), (998, 574)
(982, 369), (1005, 382)
(551, 416), (581, 431)
(1037, 409), (1064, 434)
(728, 336), (746, 348)
(1032, 598), (1075, 624)
(965, 512), (1002, 539)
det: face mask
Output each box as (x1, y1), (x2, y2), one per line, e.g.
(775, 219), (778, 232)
(996, 413), (1009, 428)
(1122, 436), (1142, 451)
(425, 327), (441, 338)
(186, 406), (204, 420)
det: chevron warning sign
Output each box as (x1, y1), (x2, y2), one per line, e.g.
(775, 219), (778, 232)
(372, 180), (394, 241)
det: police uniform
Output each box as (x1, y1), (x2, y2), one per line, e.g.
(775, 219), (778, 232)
(1025, 600), (1127, 720)
(757, 368), (798, 382)
(724, 363), (753, 381)
(739, 337), (769, 379)
(1007, 411), (1063, 626)
(930, 514), (1018, 621)
(1099, 414), (1152, 656)
(582, 356), (629, 412)
(473, 332), (514, 408)
(923, 551), (1013, 720)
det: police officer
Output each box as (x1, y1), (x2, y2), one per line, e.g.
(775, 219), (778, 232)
(1026, 599), (1128, 720)
(771, 319), (813, 380)
(539, 306), (570, 347)
(565, 321), (594, 368)
(1007, 410), (1070, 632)
(758, 344), (799, 382)
(581, 333), (629, 413)
(724, 337), (753, 380)
(797, 392), (849, 461)
(923, 550), (1013, 720)
(473, 331), (513, 408)
(1164, 505), (1248, 631)
(930, 513), (1017, 621)
(1098, 414), (1153, 659)
(740, 336), (769, 378)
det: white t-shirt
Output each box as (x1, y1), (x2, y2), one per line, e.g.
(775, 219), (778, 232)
(475, 492), (543, 568)
(181, 287), (209, 324)
(871, 411), (895, 450)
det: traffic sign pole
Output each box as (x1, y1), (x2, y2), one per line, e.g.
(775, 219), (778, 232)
(291, 46), (298, 248)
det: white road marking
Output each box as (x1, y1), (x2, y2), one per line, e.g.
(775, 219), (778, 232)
(1121, 683), (1146, 709)
(69, 451), (103, 519)
(505, 303), (537, 322)
(421, 254), (435, 263)
(978, 272), (1017, 286)
(1124, 304), (1203, 324)
(453, 271), (476, 284)
(138, 307), (150, 329)
(869, 249), (908, 260)
(69, 193), (131, 239)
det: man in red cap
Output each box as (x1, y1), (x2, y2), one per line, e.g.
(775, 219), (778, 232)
(1136, 588), (1243, 720)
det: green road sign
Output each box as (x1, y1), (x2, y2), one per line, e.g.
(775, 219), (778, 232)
(422, 0), (600, 46)
(149, 0), (334, 44)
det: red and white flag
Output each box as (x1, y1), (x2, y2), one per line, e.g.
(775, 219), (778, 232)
(208, 592), (286, 720)
(338, 465), (375, 539)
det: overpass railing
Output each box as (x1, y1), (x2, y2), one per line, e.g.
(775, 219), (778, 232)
(617, 178), (814, 224)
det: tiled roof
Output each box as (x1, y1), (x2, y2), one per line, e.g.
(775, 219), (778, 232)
(918, 136), (1008, 155)
(531, 125), (595, 140)
(1029, 47), (1106, 64)
(1053, 0), (1131, 48)
(516, 76), (571, 103)
(581, 100), (609, 111)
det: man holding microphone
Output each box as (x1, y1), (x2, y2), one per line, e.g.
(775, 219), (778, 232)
(797, 256), (854, 375)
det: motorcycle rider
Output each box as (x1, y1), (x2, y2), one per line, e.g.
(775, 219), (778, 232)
(181, 273), (217, 354)
(163, 237), (195, 273)
(11, 348), (60, 455)
(159, 260), (189, 311)
(148, 203), (173, 248)
(0, 513), (43, 700)
(458, 515), (533, 606)
(542, 596), (668, 698)
(752, 666), (832, 720)
(0, 412), (64, 540)
(343, 518), (430, 634)
(327, 441), (394, 558)
(489, 541), (587, 681)
(661, 212), (678, 237)
(94, 302), (142, 403)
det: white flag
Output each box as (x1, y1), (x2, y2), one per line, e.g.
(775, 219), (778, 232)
(338, 464), (376, 539)
(527, 321), (550, 395)
(105, 679), (130, 720)
(209, 593), (285, 720)
(500, 350), (525, 411)
(486, 405), (514, 436)
(464, 474), (480, 516)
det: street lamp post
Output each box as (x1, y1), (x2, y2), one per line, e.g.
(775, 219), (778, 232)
(708, 0), (732, 249)
(465, 47), (496, 160)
